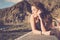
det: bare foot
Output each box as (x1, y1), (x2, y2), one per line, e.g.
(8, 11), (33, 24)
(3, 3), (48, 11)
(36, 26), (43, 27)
(32, 30), (41, 35)
(42, 31), (51, 35)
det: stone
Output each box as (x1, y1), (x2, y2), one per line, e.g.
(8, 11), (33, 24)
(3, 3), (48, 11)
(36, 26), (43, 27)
(15, 32), (58, 40)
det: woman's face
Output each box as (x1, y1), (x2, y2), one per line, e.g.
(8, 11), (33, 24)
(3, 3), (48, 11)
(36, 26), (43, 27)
(31, 6), (41, 15)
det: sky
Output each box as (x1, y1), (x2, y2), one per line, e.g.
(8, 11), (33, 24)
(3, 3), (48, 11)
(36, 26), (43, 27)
(0, 0), (23, 9)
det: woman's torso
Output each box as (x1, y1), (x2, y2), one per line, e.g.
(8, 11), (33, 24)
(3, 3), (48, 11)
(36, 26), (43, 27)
(34, 16), (41, 31)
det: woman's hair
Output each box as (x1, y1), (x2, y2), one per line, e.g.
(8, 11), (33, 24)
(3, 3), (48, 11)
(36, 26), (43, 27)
(31, 2), (45, 12)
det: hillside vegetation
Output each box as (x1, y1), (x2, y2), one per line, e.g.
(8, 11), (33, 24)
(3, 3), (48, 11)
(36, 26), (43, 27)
(0, 0), (60, 31)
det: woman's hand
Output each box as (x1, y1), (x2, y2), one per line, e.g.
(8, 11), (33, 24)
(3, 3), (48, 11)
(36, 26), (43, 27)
(37, 10), (41, 16)
(37, 10), (42, 20)
(38, 15), (42, 21)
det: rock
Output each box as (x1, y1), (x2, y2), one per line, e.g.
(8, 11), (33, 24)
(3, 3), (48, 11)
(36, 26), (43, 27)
(15, 32), (58, 40)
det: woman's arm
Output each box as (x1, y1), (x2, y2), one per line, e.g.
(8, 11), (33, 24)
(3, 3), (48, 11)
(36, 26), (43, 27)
(30, 15), (36, 31)
(38, 15), (46, 32)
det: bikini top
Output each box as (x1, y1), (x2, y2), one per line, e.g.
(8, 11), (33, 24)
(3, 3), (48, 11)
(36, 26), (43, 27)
(34, 17), (41, 31)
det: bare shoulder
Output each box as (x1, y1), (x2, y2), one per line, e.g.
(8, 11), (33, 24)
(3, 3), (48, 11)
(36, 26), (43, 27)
(30, 14), (34, 21)
(30, 14), (34, 19)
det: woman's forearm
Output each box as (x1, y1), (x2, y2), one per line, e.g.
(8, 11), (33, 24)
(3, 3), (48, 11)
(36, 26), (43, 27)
(40, 20), (46, 31)
(39, 16), (46, 31)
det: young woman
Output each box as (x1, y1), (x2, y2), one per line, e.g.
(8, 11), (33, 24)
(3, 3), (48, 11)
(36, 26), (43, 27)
(30, 2), (51, 35)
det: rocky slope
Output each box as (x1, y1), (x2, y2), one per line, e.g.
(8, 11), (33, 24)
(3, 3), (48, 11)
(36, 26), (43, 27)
(0, 0), (31, 25)
(0, 0), (60, 25)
